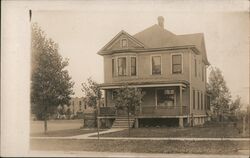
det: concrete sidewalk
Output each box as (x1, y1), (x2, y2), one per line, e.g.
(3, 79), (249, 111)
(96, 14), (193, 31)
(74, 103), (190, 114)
(31, 136), (250, 141)
(28, 150), (250, 157)
(30, 127), (250, 141)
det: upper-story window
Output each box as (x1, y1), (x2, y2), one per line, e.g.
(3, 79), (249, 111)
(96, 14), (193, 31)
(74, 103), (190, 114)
(118, 57), (126, 76)
(112, 58), (115, 76)
(194, 58), (197, 77)
(197, 91), (200, 109)
(201, 92), (203, 110)
(79, 101), (81, 105)
(202, 65), (204, 82)
(193, 90), (196, 109)
(121, 38), (128, 48)
(172, 54), (182, 74)
(131, 57), (137, 76)
(152, 56), (161, 75)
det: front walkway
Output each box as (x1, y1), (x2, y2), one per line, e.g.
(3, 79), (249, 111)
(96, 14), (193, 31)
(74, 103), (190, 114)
(69, 128), (125, 139)
(31, 128), (250, 141)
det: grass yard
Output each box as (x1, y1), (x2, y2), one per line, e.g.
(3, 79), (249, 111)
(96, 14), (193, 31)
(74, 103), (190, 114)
(95, 125), (249, 138)
(30, 120), (84, 133)
(30, 139), (249, 154)
(30, 119), (102, 137)
(30, 128), (102, 137)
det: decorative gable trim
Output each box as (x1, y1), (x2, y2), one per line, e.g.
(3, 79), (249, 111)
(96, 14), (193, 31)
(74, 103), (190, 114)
(98, 30), (145, 55)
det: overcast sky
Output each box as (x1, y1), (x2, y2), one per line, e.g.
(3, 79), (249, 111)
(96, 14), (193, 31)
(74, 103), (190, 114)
(32, 2), (249, 107)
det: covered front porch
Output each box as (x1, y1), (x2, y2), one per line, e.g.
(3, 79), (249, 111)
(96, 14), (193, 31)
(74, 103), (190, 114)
(99, 81), (190, 127)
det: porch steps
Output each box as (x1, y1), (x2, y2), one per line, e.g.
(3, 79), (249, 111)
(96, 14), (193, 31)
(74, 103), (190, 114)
(112, 117), (135, 128)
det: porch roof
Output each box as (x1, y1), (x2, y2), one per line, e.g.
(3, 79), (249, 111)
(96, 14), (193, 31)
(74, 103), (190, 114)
(99, 80), (189, 89)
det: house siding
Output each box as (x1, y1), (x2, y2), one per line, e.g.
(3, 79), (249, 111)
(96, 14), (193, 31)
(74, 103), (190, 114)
(190, 50), (207, 116)
(103, 49), (190, 84)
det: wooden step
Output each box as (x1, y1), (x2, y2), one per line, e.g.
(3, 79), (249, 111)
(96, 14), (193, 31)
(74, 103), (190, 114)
(111, 118), (135, 129)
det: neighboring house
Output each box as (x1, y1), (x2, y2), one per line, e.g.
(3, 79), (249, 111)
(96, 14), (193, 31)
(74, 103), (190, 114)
(98, 16), (210, 127)
(69, 97), (93, 114)
(69, 97), (104, 114)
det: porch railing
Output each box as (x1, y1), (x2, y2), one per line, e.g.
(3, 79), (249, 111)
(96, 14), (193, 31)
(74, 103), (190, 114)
(140, 106), (188, 116)
(99, 106), (188, 116)
(99, 107), (117, 116)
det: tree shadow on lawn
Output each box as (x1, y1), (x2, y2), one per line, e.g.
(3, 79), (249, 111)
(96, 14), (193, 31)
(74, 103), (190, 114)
(94, 125), (249, 138)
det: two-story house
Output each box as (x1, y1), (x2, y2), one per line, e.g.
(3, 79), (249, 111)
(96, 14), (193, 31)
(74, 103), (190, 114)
(98, 16), (210, 128)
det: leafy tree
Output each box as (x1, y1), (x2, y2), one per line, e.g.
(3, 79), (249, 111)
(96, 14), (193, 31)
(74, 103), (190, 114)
(31, 23), (74, 133)
(113, 84), (144, 136)
(81, 77), (102, 109)
(229, 96), (242, 116)
(207, 67), (231, 120)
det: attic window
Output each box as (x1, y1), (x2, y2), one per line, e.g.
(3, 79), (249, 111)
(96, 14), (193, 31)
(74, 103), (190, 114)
(121, 38), (128, 48)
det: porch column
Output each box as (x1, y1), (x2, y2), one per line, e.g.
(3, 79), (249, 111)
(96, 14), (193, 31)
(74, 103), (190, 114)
(104, 89), (107, 107)
(139, 99), (142, 114)
(155, 88), (157, 109)
(179, 86), (184, 128)
(135, 118), (139, 128)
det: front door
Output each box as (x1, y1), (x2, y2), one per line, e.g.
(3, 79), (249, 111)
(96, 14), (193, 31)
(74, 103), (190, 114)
(156, 88), (175, 107)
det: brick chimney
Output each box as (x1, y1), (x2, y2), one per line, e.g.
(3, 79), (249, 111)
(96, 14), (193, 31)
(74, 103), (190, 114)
(158, 16), (164, 29)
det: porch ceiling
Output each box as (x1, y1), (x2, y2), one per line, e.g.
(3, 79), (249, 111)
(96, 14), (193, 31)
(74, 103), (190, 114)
(99, 80), (189, 89)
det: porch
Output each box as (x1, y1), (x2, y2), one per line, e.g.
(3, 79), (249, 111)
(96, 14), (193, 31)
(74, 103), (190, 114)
(98, 81), (190, 127)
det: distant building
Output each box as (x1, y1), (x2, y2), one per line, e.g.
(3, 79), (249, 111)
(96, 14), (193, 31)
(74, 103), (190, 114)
(68, 97), (104, 114)
(69, 97), (91, 114)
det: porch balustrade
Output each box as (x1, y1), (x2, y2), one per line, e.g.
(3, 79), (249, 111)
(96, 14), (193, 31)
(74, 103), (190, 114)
(140, 106), (188, 116)
(99, 107), (117, 116)
(99, 106), (188, 116)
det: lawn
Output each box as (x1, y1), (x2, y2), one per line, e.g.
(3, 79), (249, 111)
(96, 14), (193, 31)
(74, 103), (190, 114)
(30, 139), (249, 154)
(30, 119), (101, 137)
(30, 128), (102, 137)
(30, 119), (84, 133)
(95, 125), (249, 138)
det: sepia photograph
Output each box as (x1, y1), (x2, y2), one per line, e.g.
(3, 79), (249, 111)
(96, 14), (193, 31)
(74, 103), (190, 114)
(1, 0), (250, 157)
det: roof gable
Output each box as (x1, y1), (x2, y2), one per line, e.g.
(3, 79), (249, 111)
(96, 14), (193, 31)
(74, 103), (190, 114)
(98, 30), (145, 55)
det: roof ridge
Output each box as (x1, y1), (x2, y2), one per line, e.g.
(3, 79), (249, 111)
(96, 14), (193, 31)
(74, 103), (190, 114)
(178, 32), (204, 36)
(133, 24), (176, 37)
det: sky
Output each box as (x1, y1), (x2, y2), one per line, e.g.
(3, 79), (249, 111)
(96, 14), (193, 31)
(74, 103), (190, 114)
(31, 2), (249, 107)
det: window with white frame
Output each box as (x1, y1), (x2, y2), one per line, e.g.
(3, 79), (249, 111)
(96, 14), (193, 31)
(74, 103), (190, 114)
(118, 57), (126, 76)
(202, 65), (204, 81)
(131, 57), (137, 76)
(121, 38), (128, 48)
(172, 54), (182, 74)
(201, 92), (203, 110)
(193, 90), (196, 109)
(197, 91), (200, 109)
(152, 56), (161, 75)
(195, 58), (197, 77)
(112, 58), (115, 77)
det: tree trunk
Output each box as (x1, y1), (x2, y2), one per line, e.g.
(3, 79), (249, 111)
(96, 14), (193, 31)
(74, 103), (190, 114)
(44, 106), (48, 134)
(127, 106), (130, 137)
(97, 99), (100, 140)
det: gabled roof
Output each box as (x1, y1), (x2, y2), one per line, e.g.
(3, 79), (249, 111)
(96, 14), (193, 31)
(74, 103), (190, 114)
(133, 24), (209, 65)
(133, 24), (179, 48)
(97, 30), (145, 55)
(98, 21), (209, 65)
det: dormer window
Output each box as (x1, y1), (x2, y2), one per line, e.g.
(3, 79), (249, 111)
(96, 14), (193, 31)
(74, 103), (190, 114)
(121, 38), (128, 48)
